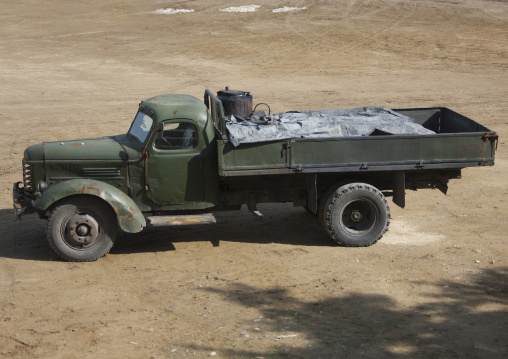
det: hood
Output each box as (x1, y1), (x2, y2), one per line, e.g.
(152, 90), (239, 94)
(24, 142), (45, 161)
(44, 136), (128, 161)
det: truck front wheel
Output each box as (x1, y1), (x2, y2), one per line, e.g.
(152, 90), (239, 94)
(47, 197), (117, 261)
(322, 183), (390, 247)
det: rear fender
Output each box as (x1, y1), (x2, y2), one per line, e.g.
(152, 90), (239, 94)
(34, 179), (146, 233)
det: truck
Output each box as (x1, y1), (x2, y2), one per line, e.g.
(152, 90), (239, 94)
(13, 88), (498, 261)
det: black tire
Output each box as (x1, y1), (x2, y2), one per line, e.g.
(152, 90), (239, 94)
(322, 182), (390, 247)
(318, 180), (352, 228)
(47, 196), (117, 262)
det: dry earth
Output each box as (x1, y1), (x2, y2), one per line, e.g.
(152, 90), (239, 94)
(0, 0), (507, 358)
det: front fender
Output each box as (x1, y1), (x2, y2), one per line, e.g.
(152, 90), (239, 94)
(34, 179), (146, 233)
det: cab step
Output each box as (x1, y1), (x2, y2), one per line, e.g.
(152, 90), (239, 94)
(146, 213), (216, 227)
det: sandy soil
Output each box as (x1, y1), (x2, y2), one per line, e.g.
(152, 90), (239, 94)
(0, 0), (507, 358)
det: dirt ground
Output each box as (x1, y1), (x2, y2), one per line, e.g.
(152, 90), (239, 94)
(0, 0), (507, 358)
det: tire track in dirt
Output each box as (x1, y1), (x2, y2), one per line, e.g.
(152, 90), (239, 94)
(261, 0), (417, 71)
(337, 1), (417, 52)
(333, 0), (415, 52)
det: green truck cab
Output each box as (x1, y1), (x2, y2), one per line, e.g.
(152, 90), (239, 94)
(13, 89), (498, 261)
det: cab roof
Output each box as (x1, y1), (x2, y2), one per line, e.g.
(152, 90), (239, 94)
(140, 94), (209, 127)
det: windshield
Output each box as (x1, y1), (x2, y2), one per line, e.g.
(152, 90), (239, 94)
(128, 111), (154, 143)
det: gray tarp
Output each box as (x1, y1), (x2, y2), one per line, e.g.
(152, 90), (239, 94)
(225, 106), (435, 147)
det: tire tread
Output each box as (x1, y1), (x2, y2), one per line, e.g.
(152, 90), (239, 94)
(323, 183), (390, 247)
(46, 196), (117, 262)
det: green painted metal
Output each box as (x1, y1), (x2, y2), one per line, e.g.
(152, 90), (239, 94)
(21, 94), (220, 214)
(204, 90), (227, 137)
(145, 119), (207, 206)
(44, 137), (127, 160)
(141, 95), (220, 209)
(289, 134), (495, 171)
(141, 94), (209, 128)
(16, 93), (498, 225)
(42, 137), (129, 193)
(34, 179), (146, 233)
(112, 133), (151, 211)
(217, 108), (497, 176)
(24, 143), (45, 161)
(23, 144), (46, 189)
(218, 140), (290, 176)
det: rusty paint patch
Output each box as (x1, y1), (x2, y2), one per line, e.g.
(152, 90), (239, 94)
(147, 214), (216, 227)
(165, 218), (200, 225)
(76, 185), (102, 196)
(70, 143), (81, 147)
(483, 132), (498, 141)
(457, 145), (485, 154)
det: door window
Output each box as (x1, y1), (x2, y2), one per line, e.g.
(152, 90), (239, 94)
(155, 122), (198, 150)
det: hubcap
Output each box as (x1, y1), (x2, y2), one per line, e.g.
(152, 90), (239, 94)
(76, 224), (89, 236)
(351, 209), (363, 222)
(65, 214), (100, 246)
(340, 198), (378, 236)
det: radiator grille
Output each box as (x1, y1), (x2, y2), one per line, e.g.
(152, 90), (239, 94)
(22, 162), (33, 196)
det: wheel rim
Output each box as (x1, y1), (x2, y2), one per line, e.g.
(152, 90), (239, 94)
(61, 213), (103, 249)
(339, 197), (379, 236)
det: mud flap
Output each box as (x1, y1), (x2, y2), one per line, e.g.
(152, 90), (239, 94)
(392, 171), (405, 208)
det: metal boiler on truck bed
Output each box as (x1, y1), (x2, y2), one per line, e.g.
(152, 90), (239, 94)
(13, 88), (498, 261)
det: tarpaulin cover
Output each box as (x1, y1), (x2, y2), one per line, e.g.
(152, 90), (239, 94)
(225, 106), (435, 147)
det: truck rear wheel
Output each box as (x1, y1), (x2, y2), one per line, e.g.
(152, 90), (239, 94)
(322, 182), (390, 247)
(47, 197), (117, 262)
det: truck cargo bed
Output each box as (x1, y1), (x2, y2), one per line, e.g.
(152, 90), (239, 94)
(217, 107), (497, 176)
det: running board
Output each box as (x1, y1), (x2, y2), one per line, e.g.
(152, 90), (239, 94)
(146, 213), (216, 227)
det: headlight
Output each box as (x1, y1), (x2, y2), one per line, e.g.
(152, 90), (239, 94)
(38, 180), (48, 194)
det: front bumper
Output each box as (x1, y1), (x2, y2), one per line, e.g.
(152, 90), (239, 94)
(13, 181), (36, 221)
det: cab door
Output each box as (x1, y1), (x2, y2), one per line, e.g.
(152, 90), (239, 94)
(145, 119), (205, 206)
